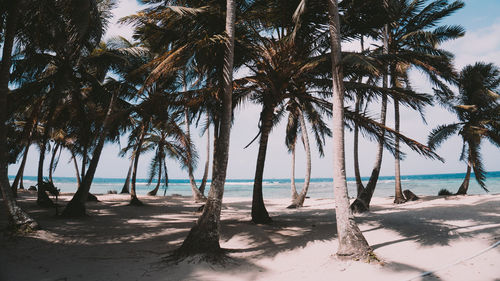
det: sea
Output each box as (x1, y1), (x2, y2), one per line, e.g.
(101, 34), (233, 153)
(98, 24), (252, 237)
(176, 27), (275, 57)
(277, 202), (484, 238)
(9, 171), (500, 198)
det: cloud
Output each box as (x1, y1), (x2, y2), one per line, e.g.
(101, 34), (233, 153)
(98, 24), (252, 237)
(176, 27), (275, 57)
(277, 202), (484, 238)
(104, 0), (142, 40)
(444, 23), (500, 69)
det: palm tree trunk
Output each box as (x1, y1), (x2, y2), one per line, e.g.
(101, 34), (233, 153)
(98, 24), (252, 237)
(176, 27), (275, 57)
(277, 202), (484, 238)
(71, 151), (81, 187)
(37, 137), (54, 207)
(147, 154), (162, 196)
(290, 142), (298, 200)
(289, 109), (312, 208)
(350, 24), (389, 213)
(62, 90), (118, 217)
(353, 95), (364, 197)
(327, 0), (371, 259)
(198, 125), (210, 195)
(81, 145), (87, 180)
(251, 106), (273, 224)
(393, 98), (405, 204)
(12, 118), (37, 194)
(354, 37), (365, 197)
(163, 160), (169, 196)
(0, 1), (38, 231)
(120, 154), (134, 194)
(456, 159), (471, 195)
(130, 123), (146, 206)
(176, 0), (235, 257)
(12, 141), (31, 193)
(185, 108), (205, 202)
(48, 142), (60, 183)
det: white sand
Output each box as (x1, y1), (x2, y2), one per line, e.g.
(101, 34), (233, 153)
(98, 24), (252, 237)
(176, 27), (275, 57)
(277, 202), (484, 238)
(1, 190), (499, 281)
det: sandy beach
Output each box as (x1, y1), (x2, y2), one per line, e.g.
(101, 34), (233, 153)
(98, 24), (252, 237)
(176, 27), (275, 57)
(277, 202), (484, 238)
(1, 190), (499, 281)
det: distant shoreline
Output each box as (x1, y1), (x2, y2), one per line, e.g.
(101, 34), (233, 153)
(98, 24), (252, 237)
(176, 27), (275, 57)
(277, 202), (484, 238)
(8, 170), (500, 182)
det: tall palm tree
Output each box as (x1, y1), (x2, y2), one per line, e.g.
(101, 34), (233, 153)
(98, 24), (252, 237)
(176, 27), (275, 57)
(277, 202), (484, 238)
(176, 0), (236, 257)
(428, 62), (500, 194)
(144, 112), (189, 196)
(349, 0), (464, 209)
(327, 0), (371, 259)
(384, 0), (464, 203)
(0, 0), (39, 231)
(285, 98), (331, 208)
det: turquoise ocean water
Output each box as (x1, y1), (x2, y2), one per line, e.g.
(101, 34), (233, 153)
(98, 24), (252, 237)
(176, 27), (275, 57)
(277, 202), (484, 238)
(9, 171), (500, 198)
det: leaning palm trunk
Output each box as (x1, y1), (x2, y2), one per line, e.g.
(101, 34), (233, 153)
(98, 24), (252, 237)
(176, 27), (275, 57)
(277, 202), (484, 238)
(353, 37), (365, 197)
(71, 152), (81, 187)
(130, 124), (146, 206)
(0, 2), (38, 231)
(184, 108), (205, 202)
(147, 155), (162, 196)
(456, 158), (472, 195)
(198, 125), (210, 195)
(288, 109), (311, 208)
(176, 0), (235, 257)
(327, 0), (371, 259)
(251, 106), (273, 224)
(120, 154), (134, 194)
(353, 94), (364, 196)
(350, 95), (388, 212)
(48, 142), (60, 183)
(393, 98), (405, 204)
(12, 119), (37, 193)
(350, 24), (389, 213)
(36, 137), (54, 207)
(62, 90), (118, 217)
(290, 142), (298, 200)
(12, 142), (31, 193)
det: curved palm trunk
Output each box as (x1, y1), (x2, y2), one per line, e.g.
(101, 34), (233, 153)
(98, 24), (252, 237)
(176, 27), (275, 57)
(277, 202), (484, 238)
(120, 155), (134, 194)
(48, 142), (60, 183)
(37, 138), (54, 207)
(62, 90), (118, 217)
(0, 1), (38, 231)
(71, 151), (81, 187)
(12, 119), (37, 193)
(353, 95), (364, 197)
(350, 24), (389, 213)
(147, 155), (162, 196)
(289, 110), (311, 208)
(176, 0), (235, 257)
(353, 37), (365, 197)
(290, 142), (298, 200)
(163, 160), (169, 196)
(12, 142), (31, 193)
(199, 126), (210, 195)
(456, 159), (471, 195)
(130, 124), (146, 206)
(393, 99), (405, 204)
(185, 108), (205, 202)
(327, 0), (371, 259)
(251, 106), (273, 224)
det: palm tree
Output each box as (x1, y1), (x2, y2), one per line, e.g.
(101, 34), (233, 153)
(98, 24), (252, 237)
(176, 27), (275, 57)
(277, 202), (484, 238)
(176, 0), (236, 257)
(286, 98), (331, 208)
(144, 112), (189, 196)
(0, 0), (39, 231)
(327, 0), (371, 259)
(428, 62), (500, 194)
(384, 0), (464, 203)
(349, 0), (464, 210)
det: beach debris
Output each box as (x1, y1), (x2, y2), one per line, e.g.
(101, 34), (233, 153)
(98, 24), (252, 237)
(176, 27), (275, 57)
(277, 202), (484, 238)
(403, 190), (419, 201)
(438, 189), (453, 196)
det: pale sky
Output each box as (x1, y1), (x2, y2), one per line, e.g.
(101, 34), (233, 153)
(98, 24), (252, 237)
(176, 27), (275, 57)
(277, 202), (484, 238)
(10, 0), (500, 180)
